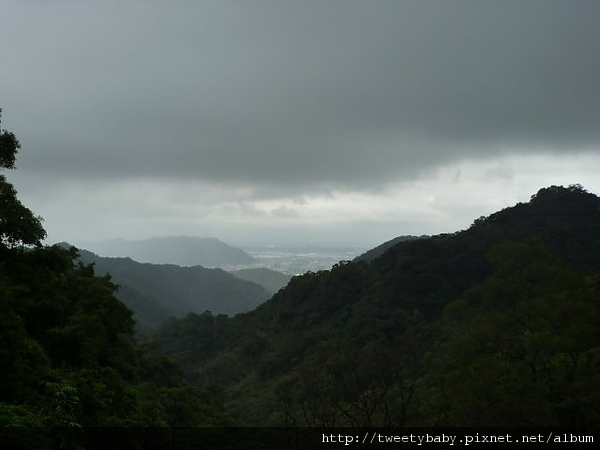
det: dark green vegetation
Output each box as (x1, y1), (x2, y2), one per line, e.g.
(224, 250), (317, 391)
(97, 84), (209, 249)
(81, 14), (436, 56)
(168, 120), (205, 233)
(154, 184), (600, 427)
(0, 113), (235, 448)
(354, 234), (428, 262)
(230, 268), (293, 296)
(73, 248), (270, 332)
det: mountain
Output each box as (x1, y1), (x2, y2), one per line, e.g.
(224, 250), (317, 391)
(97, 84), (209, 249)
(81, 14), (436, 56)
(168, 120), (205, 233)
(85, 236), (256, 267)
(354, 234), (428, 261)
(73, 248), (270, 332)
(152, 185), (600, 427)
(229, 268), (293, 295)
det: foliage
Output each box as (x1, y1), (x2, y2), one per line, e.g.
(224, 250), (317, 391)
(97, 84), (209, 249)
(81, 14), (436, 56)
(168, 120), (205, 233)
(0, 112), (234, 448)
(424, 238), (600, 426)
(0, 110), (45, 248)
(153, 185), (600, 427)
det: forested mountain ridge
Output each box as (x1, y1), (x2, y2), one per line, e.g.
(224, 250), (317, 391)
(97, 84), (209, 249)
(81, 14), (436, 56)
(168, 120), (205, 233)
(154, 184), (600, 427)
(69, 248), (271, 332)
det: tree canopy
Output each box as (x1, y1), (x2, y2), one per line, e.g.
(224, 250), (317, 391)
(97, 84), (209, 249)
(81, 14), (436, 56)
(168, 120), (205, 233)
(0, 111), (234, 448)
(0, 110), (45, 248)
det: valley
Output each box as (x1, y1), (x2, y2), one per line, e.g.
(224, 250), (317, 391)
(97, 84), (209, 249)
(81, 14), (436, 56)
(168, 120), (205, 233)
(234, 245), (367, 275)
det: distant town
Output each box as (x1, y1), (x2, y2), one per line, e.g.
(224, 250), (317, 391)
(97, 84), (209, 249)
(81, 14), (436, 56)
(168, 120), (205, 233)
(237, 245), (367, 275)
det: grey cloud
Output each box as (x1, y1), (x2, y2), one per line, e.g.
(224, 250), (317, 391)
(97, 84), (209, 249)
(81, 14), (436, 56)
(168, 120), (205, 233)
(270, 206), (299, 219)
(3, 1), (600, 197)
(485, 165), (514, 181)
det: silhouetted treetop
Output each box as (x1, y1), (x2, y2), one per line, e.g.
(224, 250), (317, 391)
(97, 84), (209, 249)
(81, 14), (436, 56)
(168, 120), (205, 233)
(0, 110), (19, 170)
(0, 110), (46, 248)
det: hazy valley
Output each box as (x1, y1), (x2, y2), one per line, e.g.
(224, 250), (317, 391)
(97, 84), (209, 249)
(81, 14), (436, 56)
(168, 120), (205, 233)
(57, 239), (367, 334)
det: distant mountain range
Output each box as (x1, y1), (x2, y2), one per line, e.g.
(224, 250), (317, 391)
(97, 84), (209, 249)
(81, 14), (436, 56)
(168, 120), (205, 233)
(69, 247), (271, 333)
(84, 236), (256, 267)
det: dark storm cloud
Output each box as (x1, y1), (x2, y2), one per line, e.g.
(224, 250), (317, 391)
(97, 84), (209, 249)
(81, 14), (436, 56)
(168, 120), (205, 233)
(3, 1), (600, 195)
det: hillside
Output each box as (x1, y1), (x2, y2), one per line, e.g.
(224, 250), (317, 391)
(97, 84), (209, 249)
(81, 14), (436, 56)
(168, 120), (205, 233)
(153, 185), (600, 427)
(229, 268), (292, 295)
(354, 234), (427, 261)
(86, 236), (256, 267)
(74, 249), (270, 331)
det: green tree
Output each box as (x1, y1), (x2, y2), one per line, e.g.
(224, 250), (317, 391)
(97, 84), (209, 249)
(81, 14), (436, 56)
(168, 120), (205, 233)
(0, 110), (45, 248)
(426, 239), (600, 426)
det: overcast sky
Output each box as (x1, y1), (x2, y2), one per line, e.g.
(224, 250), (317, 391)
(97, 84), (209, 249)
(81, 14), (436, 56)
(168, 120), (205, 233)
(2, 1), (600, 248)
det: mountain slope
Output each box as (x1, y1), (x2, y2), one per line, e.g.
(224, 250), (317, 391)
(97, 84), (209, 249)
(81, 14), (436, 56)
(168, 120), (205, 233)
(229, 268), (292, 295)
(86, 236), (256, 267)
(153, 184), (600, 427)
(74, 249), (270, 331)
(354, 234), (427, 261)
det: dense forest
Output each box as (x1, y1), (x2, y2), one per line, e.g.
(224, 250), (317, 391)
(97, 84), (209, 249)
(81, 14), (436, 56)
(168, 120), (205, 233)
(1, 111), (599, 447)
(153, 184), (600, 429)
(0, 114), (237, 449)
